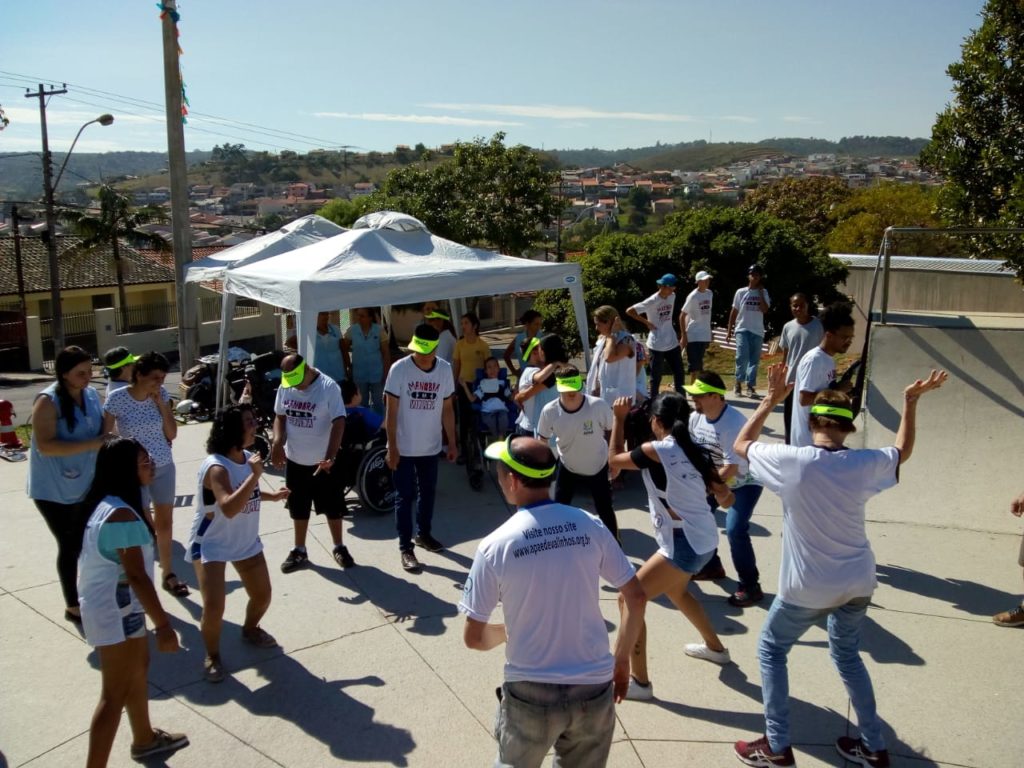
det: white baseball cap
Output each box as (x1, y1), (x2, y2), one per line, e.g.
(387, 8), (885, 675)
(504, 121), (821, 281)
(695, 270), (712, 282)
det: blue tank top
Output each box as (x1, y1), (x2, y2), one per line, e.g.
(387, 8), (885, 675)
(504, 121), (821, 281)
(27, 383), (103, 504)
(347, 322), (384, 383)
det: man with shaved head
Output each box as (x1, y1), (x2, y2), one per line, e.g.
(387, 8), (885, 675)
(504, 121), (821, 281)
(460, 435), (645, 767)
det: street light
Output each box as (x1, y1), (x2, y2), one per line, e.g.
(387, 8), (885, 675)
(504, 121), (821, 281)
(40, 112), (114, 352)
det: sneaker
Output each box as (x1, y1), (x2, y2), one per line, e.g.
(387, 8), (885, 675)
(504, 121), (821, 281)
(734, 383), (743, 396)
(333, 544), (355, 569)
(684, 642), (732, 665)
(401, 550), (422, 573)
(728, 586), (765, 607)
(734, 735), (795, 767)
(746, 387), (759, 398)
(692, 563), (727, 581)
(835, 736), (890, 767)
(624, 676), (654, 701)
(992, 604), (1024, 627)
(280, 548), (309, 573)
(414, 533), (445, 552)
(130, 728), (190, 761)
(203, 655), (225, 684)
(241, 626), (279, 648)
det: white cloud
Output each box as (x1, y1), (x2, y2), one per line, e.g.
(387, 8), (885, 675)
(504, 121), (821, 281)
(313, 111), (520, 127)
(719, 115), (758, 123)
(424, 103), (697, 123)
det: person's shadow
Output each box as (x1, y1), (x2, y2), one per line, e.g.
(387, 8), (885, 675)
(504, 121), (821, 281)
(338, 564), (460, 636)
(875, 563), (1020, 618)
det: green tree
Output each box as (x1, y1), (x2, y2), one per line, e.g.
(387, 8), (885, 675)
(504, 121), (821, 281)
(534, 207), (847, 354)
(360, 133), (561, 254)
(921, 0), (1024, 272)
(825, 184), (955, 256)
(61, 185), (167, 311)
(316, 196), (378, 227)
(742, 176), (851, 242)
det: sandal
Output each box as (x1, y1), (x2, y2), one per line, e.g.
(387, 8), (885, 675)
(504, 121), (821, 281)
(161, 572), (190, 597)
(241, 626), (279, 648)
(130, 728), (189, 760)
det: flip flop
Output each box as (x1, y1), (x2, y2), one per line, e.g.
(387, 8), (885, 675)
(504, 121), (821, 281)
(161, 572), (190, 597)
(0, 449), (27, 462)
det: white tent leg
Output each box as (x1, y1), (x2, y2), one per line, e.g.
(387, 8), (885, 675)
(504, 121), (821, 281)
(214, 293), (237, 411)
(569, 283), (591, 369)
(296, 310), (317, 366)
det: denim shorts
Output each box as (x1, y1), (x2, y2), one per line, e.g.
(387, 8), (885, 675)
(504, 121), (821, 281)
(669, 528), (715, 575)
(117, 583), (146, 639)
(142, 462), (176, 508)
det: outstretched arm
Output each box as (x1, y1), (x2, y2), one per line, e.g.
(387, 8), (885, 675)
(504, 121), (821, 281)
(734, 363), (790, 460)
(894, 370), (948, 465)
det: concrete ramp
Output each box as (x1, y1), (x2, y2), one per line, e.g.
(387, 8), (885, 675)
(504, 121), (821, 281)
(861, 311), (1024, 533)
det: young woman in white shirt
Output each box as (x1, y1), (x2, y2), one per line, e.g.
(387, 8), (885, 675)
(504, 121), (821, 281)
(587, 305), (636, 407)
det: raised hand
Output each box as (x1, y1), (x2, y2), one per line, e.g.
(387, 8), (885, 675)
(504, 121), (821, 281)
(903, 370), (949, 402)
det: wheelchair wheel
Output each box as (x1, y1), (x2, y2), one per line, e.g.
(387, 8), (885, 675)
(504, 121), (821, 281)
(355, 443), (396, 514)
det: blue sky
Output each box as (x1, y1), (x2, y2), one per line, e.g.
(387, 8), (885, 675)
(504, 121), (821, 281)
(0, 0), (986, 155)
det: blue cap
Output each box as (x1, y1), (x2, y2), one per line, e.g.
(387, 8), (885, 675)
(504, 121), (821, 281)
(656, 273), (677, 287)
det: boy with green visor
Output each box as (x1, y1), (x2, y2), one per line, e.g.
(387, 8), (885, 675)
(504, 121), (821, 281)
(536, 364), (619, 540)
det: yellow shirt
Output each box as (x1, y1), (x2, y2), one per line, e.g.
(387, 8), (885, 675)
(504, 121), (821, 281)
(454, 337), (492, 382)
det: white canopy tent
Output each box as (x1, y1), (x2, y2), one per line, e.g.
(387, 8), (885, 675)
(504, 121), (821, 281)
(184, 214), (345, 284)
(213, 211), (589, 406)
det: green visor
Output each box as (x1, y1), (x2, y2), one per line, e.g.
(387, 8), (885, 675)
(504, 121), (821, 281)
(408, 334), (440, 355)
(810, 404), (854, 420)
(484, 435), (557, 479)
(683, 378), (727, 396)
(424, 310), (450, 321)
(106, 353), (138, 371)
(555, 373), (583, 392)
(521, 336), (541, 362)
(280, 360), (306, 388)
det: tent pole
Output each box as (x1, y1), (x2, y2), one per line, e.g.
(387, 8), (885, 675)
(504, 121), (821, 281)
(569, 283), (591, 369)
(214, 293), (236, 411)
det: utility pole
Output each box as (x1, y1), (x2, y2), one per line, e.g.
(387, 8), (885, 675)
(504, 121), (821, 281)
(11, 205), (29, 363)
(160, 0), (197, 368)
(26, 83), (68, 351)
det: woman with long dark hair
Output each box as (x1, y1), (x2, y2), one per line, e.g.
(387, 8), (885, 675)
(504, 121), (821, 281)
(79, 437), (188, 766)
(608, 392), (735, 700)
(27, 346), (107, 623)
(514, 334), (568, 425)
(103, 351), (186, 597)
(187, 405), (290, 683)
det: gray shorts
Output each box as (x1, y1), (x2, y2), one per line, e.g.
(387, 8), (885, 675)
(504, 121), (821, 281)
(142, 462), (176, 508)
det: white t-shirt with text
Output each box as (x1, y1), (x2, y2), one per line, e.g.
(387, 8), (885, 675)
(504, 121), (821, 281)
(689, 404), (756, 487)
(791, 346), (836, 448)
(630, 291), (678, 352)
(732, 287), (771, 336)
(273, 373), (346, 466)
(747, 442), (900, 609)
(680, 288), (713, 343)
(384, 355), (455, 456)
(458, 500), (635, 684)
(537, 395), (614, 476)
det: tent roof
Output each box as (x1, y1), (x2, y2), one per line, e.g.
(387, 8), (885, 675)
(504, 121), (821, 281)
(184, 214), (345, 283)
(221, 212), (581, 311)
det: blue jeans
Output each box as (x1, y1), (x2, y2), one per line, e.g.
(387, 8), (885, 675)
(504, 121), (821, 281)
(734, 330), (763, 387)
(494, 680), (614, 768)
(393, 454), (439, 553)
(759, 596), (883, 754)
(357, 380), (385, 417)
(726, 484), (764, 590)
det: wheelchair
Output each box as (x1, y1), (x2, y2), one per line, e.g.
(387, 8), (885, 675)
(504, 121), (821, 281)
(463, 367), (519, 491)
(337, 408), (396, 514)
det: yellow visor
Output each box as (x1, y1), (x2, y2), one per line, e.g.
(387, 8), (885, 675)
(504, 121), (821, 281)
(810, 405), (854, 420)
(484, 436), (557, 479)
(424, 310), (450, 321)
(521, 336), (541, 362)
(280, 360), (306, 388)
(409, 335), (439, 355)
(106, 353), (138, 370)
(555, 374), (583, 392)
(683, 379), (727, 396)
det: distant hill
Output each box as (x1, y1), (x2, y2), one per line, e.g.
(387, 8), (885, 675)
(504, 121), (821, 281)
(553, 136), (930, 169)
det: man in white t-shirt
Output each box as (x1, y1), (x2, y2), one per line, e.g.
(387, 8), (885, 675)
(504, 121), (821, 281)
(384, 323), (457, 573)
(628, 273), (685, 395)
(537, 365), (618, 540)
(684, 372), (766, 607)
(731, 363), (947, 768)
(679, 270), (714, 380)
(778, 294), (824, 444)
(726, 264), (771, 398)
(460, 435), (645, 768)
(271, 354), (351, 573)
(791, 303), (856, 448)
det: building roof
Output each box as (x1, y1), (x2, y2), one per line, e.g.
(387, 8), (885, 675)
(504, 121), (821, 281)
(831, 253), (1016, 276)
(0, 236), (175, 297)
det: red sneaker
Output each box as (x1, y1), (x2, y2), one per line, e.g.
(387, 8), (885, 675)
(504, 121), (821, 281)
(734, 735), (795, 766)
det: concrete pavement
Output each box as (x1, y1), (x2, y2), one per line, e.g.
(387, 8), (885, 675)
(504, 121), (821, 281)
(1, 333), (1022, 766)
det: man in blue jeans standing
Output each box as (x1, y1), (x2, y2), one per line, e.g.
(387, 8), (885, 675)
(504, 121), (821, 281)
(384, 323), (457, 573)
(685, 372), (765, 606)
(627, 273), (685, 395)
(727, 264), (771, 398)
(459, 436), (646, 768)
(732, 363), (947, 767)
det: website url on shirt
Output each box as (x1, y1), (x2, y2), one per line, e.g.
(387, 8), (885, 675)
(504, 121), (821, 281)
(512, 534), (592, 559)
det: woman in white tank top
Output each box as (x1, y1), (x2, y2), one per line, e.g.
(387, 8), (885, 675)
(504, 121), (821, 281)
(188, 405), (290, 684)
(588, 306), (636, 407)
(607, 392), (736, 700)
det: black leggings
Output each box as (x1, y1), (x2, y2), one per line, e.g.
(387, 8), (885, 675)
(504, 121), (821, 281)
(554, 462), (619, 541)
(35, 499), (91, 608)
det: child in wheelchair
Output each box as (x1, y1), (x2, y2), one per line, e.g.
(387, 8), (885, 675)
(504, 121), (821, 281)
(464, 357), (515, 438)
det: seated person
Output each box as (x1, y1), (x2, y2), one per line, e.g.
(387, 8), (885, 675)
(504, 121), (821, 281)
(464, 357), (514, 436)
(340, 380), (384, 443)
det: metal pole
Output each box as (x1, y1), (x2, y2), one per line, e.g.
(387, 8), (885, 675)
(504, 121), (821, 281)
(161, 0), (197, 368)
(11, 206), (28, 353)
(879, 227), (892, 325)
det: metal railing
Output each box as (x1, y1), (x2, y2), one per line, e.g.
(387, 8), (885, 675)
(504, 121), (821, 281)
(115, 302), (178, 334)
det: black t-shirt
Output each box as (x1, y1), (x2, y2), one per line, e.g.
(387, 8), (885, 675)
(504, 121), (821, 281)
(630, 445), (667, 490)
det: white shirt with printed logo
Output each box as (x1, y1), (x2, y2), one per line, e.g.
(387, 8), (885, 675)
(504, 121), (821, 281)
(273, 373), (346, 466)
(384, 355), (455, 456)
(630, 291), (678, 352)
(681, 288), (714, 343)
(747, 442), (900, 609)
(689, 404), (756, 487)
(791, 346), (836, 448)
(458, 500), (635, 684)
(732, 287), (771, 336)
(537, 395), (614, 476)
